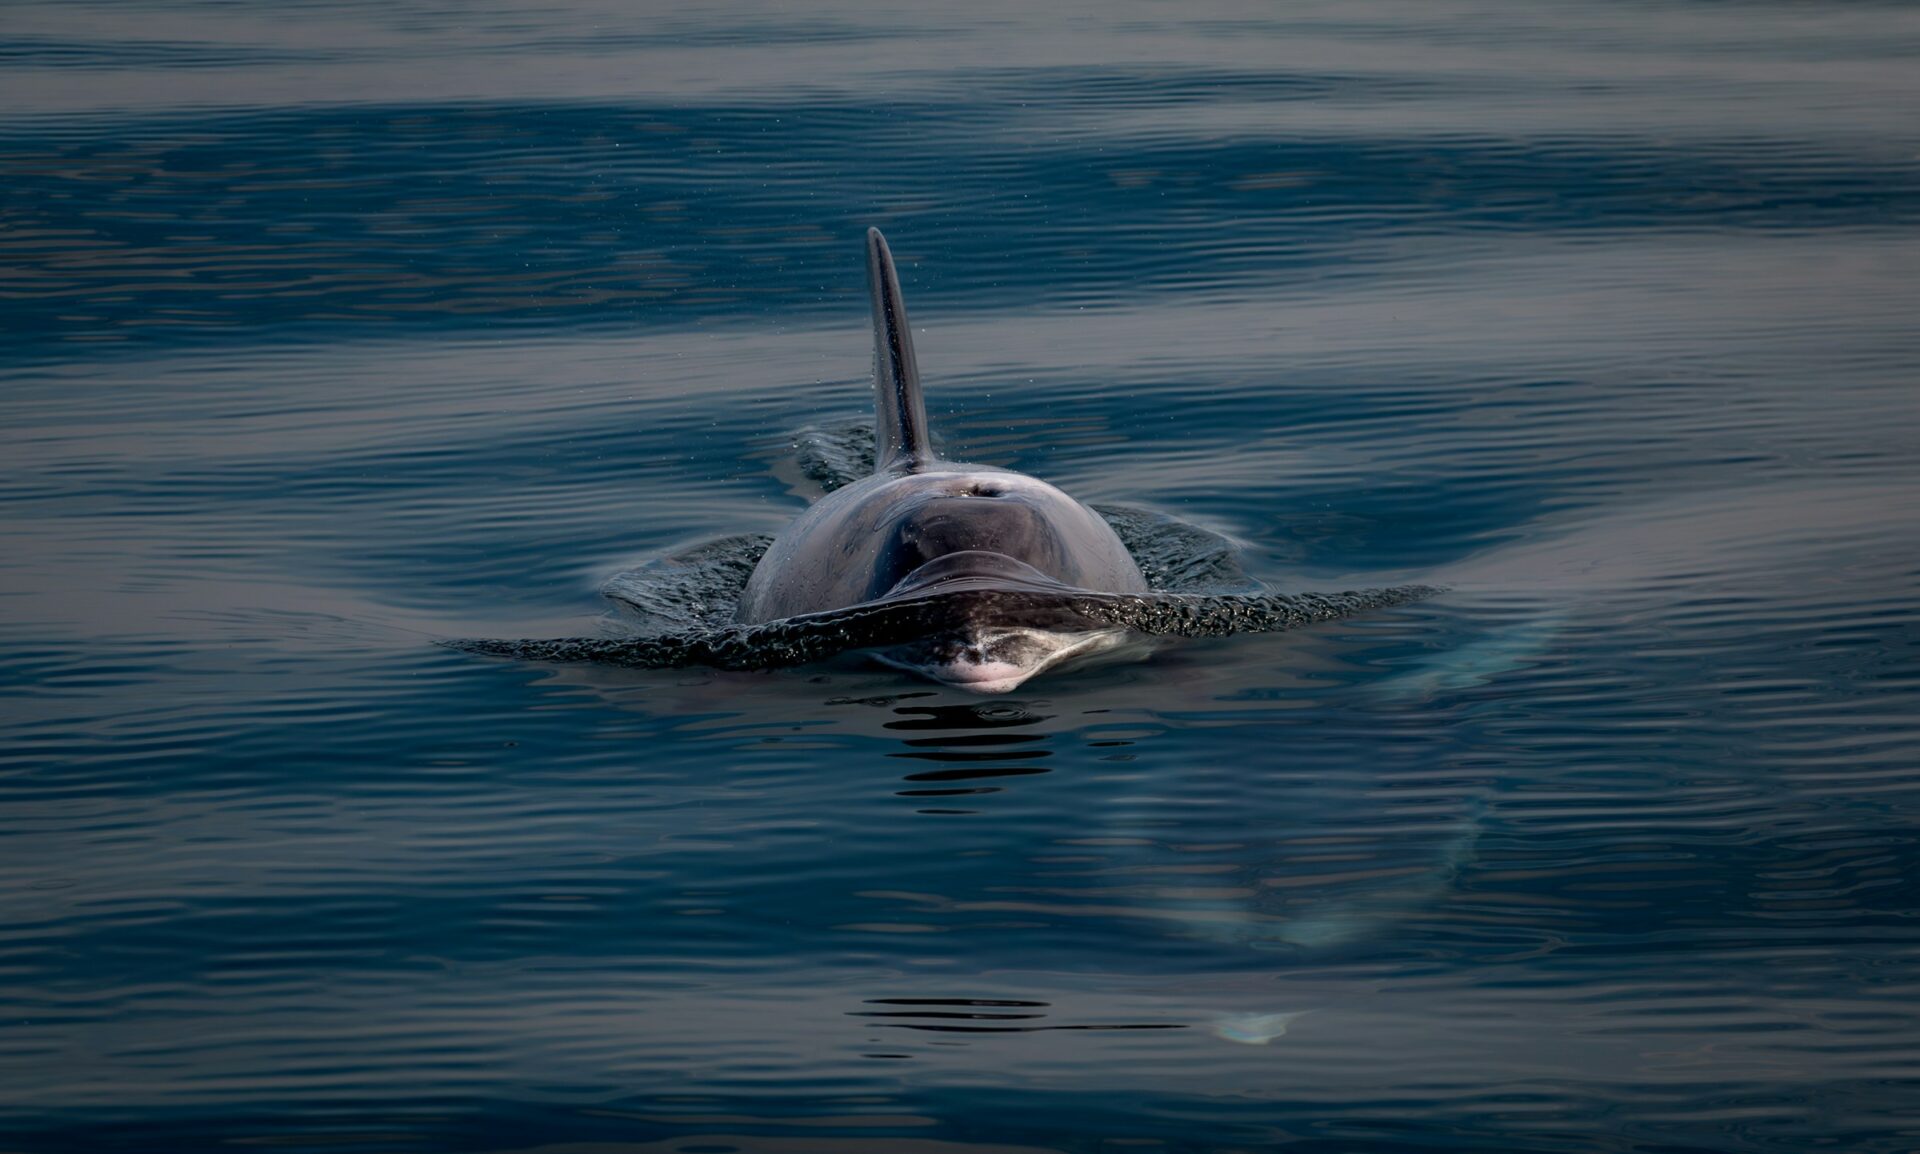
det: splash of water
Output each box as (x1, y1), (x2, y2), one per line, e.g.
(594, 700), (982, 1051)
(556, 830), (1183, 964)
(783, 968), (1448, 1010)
(449, 417), (1438, 672)
(450, 581), (1441, 671)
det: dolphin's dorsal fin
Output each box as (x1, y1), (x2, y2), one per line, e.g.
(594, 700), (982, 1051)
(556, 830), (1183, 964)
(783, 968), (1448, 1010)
(865, 227), (931, 471)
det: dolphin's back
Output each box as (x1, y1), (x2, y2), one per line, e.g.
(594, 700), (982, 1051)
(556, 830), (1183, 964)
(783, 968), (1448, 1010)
(732, 228), (1151, 626)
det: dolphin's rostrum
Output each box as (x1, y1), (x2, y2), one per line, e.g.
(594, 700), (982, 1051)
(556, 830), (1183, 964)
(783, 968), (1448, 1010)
(450, 228), (1439, 692)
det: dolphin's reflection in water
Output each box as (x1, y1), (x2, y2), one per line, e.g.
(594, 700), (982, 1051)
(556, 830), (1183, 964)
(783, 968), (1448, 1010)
(879, 699), (1056, 809)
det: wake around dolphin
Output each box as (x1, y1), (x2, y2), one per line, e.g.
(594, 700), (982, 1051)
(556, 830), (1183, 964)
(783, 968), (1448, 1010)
(451, 228), (1439, 692)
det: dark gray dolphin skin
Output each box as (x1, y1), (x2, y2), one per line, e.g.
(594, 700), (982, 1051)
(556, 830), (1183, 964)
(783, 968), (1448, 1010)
(732, 229), (1152, 691)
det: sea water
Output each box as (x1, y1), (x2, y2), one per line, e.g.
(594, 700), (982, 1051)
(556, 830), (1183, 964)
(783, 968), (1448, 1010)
(4, 2), (1920, 1150)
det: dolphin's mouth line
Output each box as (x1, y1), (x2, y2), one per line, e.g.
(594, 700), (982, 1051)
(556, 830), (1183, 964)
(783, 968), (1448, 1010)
(880, 550), (1083, 600)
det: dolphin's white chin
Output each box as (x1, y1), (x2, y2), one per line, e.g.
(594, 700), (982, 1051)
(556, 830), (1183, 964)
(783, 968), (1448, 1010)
(874, 626), (1143, 694)
(918, 660), (1039, 695)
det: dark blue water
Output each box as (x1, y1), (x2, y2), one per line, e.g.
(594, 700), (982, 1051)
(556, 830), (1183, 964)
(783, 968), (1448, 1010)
(6, 3), (1920, 1151)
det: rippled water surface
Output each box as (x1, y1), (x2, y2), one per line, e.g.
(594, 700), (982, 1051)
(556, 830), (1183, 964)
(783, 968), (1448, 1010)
(6, 2), (1920, 1151)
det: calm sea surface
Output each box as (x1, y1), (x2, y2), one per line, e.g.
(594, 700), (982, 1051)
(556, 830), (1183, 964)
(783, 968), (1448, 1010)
(5, 2), (1920, 1151)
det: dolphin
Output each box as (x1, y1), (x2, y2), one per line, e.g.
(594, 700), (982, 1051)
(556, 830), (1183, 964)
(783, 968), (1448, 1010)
(448, 228), (1439, 691)
(731, 229), (1154, 692)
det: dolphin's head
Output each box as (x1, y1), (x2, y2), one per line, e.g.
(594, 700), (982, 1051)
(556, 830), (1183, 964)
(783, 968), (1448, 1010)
(736, 467), (1150, 624)
(733, 466), (1156, 692)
